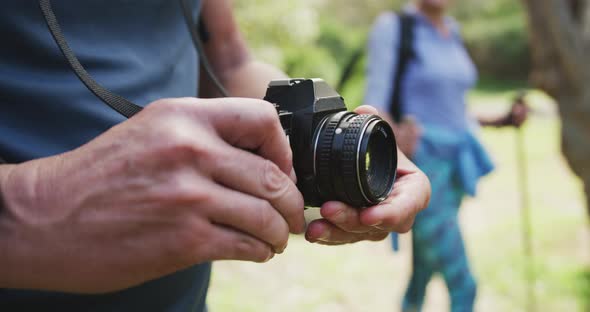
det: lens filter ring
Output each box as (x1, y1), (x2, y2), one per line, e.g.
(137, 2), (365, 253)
(357, 118), (397, 204)
(313, 112), (397, 208)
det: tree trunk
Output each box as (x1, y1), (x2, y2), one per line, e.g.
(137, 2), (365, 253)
(558, 95), (590, 217)
(522, 0), (590, 217)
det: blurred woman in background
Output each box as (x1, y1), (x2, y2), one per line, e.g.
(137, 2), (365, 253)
(364, 0), (526, 311)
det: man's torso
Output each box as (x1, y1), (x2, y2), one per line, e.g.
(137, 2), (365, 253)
(0, 1), (211, 311)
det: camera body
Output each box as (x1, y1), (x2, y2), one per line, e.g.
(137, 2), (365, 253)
(264, 79), (397, 208)
(265, 79), (346, 207)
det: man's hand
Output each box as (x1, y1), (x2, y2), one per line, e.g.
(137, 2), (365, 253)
(0, 98), (304, 293)
(305, 106), (430, 245)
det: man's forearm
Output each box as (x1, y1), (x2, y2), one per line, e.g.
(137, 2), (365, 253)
(0, 158), (65, 291)
(200, 59), (288, 99)
(198, 0), (287, 99)
(0, 164), (13, 211)
(0, 162), (34, 289)
(221, 60), (288, 99)
(0, 164), (21, 218)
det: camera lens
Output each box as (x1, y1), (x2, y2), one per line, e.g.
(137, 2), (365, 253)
(314, 112), (397, 207)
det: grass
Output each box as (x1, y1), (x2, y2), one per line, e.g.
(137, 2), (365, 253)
(207, 80), (589, 311)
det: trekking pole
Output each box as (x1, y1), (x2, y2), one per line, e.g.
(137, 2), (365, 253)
(513, 93), (536, 312)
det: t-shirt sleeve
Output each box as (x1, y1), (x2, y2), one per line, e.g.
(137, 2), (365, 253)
(363, 12), (399, 114)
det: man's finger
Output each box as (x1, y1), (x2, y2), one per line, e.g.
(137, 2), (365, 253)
(195, 97), (293, 175)
(210, 146), (305, 234)
(353, 105), (379, 115)
(320, 201), (376, 233)
(359, 171), (428, 233)
(305, 219), (388, 245)
(207, 225), (274, 263)
(205, 183), (291, 253)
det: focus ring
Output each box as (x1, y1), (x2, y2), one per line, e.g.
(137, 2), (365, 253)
(341, 115), (372, 206)
(316, 112), (347, 198)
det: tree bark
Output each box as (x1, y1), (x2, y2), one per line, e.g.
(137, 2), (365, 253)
(522, 0), (590, 217)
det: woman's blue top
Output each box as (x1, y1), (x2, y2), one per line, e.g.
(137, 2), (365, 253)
(364, 8), (476, 131)
(364, 9), (495, 251)
(364, 8), (494, 198)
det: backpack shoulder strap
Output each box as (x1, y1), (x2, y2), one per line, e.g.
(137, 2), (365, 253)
(389, 13), (416, 123)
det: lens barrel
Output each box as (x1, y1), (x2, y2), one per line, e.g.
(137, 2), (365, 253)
(314, 112), (397, 207)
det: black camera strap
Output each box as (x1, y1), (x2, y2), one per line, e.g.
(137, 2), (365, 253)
(389, 13), (416, 123)
(37, 0), (228, 119)
(0, 1), (228, 164)
(38, 0), (142, 118)
(178, 0), (229, 98)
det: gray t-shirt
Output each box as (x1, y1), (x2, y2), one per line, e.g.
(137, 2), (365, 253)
(0, 1), (210, 311)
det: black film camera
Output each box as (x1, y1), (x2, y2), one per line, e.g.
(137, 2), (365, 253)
(264, 78), (398, 208)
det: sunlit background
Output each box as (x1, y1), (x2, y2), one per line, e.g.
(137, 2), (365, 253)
(208, 1), (589, 311)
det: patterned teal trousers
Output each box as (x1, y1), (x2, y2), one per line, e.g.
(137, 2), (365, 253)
(402, 142), (477, 312)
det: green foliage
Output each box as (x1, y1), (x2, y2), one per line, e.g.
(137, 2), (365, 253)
(235, 0), (530, 97)
(458, 0), (530, 80)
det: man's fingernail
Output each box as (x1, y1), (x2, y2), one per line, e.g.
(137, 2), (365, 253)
(273, 243), (287, 254)
(317, 229), (330, 242)
(264, 252), (274, 263)
(370, 221), (383, 227)
(280, 242), (288, 253)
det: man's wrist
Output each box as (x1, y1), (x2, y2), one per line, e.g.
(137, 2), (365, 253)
(0, 164), (17, 213)
(0, 163), (25, 289)
(0, 160), (55, 290)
